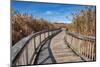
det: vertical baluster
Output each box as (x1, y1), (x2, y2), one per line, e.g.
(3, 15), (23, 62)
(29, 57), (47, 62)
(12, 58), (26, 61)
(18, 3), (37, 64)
(93, 42), (96, 61)
(91, 42), (93, 60)
(34, 36), (36, 53)
(87, 41), (90, 59)
(82, 41), (84, 56)
(89, 41), (91, 60)
(18, 49), (21, 65)
(74, 38), (76, 51)
(88, 42), (90, 60)
(17, 58), (19, 65)
(26, 44), (28, 65)
(91, 44), (93, 60)
(24, 46), (27, 65)
(85, 41), (87, 58)
(22, 49), (24, 65)
(75, 38), (79, 51)
(92, 42), (95, 61)
(89, 42), (92, 60)
(44, 32), (45, 39)
(89, 41), (92, 60)
(80, 40), (82, 55)
(15, 48), (23, 65)
(83, 41), (85, 57)
(29, 37), (35, 64)
(91, 42), (95, 61)
(41, 33), (43, 41)
(84, 41), (86, 57)
(78, 39), (80, 54)
(23, 51), (26, 65)
(48, 31), (49, 37)
(40, 34), (41, 44)
(30, 39), (32, 63)
(91, 43), (93, 60)
(19, 53), (22, 65)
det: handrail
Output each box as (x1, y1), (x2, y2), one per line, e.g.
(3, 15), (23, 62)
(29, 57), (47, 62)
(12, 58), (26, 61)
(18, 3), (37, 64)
(11, 34), (33, 63)
(65, 31), (96, 61)
(66, 31), (95, 41)
(11, 28), (62, 66)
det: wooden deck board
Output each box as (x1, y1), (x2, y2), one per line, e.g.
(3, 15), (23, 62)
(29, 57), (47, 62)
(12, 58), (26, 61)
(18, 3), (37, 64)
(34, 29), (83, 64)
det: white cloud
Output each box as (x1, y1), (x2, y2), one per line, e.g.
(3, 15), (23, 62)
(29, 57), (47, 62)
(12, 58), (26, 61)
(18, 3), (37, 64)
(66, 20), (72, 24)
(45, 11), (61, 15)
(45, 11), (53, 14)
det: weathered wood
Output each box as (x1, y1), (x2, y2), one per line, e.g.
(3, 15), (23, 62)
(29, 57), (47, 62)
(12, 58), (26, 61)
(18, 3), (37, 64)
(35, 29), (83, 64)
(65, 31), (96, 61)
(11, 29), (62, 66)
(66, 31), (95, 41)
(12, 28), (96, 66)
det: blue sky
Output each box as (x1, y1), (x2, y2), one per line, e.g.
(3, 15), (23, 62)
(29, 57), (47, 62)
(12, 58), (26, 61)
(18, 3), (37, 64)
(12, 1), (95, 23)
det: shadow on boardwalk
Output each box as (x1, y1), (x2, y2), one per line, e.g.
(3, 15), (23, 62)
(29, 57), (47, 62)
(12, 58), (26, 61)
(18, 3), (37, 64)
(34, 37), (57, 64)
(34, 30), (84, 65)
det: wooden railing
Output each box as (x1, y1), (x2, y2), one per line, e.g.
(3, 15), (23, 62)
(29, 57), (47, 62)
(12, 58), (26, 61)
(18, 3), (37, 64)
(11, 29), (62, 66)
(65, 31), (96, 61)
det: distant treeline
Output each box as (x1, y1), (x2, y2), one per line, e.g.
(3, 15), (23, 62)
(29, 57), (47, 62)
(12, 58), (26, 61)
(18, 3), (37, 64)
(67, 7), (96, 36)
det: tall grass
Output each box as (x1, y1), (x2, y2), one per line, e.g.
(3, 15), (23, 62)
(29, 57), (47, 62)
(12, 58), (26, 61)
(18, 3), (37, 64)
(67, 7), (96, 36)
(12, 13), (58, 45)
(12, 7), (96, 45)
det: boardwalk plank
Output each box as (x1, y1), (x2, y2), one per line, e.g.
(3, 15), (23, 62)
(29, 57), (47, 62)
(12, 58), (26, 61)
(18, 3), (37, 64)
(34, 29), (83, 64)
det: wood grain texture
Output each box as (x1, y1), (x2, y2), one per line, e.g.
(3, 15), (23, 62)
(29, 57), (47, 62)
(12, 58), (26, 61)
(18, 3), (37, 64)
(35, 29), (83, 64)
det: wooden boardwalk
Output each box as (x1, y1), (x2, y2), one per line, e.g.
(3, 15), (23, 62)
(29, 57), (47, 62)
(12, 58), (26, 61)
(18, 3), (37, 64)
(34, 29), (83, 64)
(12, 28), (95, 66)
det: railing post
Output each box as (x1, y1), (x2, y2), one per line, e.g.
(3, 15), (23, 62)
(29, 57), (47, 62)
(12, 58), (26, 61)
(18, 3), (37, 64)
(94, 42), (96, 61)
(44, 32), (46, 39)
(65, 30), (96, 61)
(48, 31), (49, 36)
(91, 42), (94, 60)
(26, 45), (28, 65)
(34, 36), (36, 53)
(40, 34), (41, 44)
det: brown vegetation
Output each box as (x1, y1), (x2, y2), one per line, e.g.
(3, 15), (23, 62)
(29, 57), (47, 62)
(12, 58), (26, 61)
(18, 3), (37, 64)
(54, 23), (67, 29)
(12, 14), (62, 45)
(12, 7), (96, 45)
(67, 7), (96, 36)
